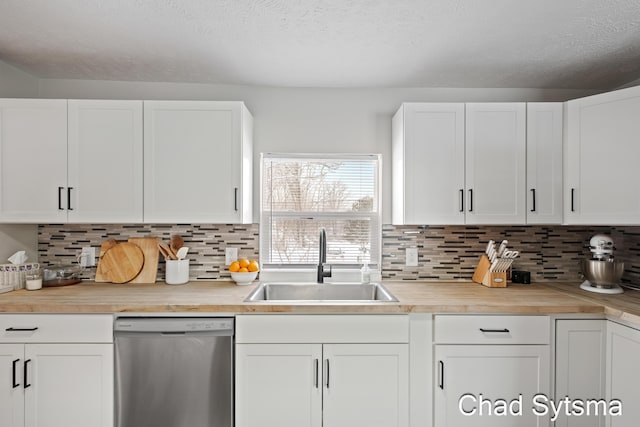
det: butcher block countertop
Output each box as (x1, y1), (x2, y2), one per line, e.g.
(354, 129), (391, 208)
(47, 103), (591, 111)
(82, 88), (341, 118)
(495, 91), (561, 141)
(1, 280), (639, 325)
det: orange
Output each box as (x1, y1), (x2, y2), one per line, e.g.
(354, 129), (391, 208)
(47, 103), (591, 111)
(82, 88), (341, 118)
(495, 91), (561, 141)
(238, 267), (249, 273)
(238, 258), (250, 268)
(248, 260), (260, 272)
(229, 261), (240, 272)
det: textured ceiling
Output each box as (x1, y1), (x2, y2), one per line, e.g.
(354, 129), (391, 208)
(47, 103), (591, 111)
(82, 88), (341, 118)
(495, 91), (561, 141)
(1, 0), (639, 89)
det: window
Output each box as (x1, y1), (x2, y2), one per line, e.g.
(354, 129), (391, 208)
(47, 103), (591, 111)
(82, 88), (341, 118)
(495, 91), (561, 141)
(260, 153), (381, 270)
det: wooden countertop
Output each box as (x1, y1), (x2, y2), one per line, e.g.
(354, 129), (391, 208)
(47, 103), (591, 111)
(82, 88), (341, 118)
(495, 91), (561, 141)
(3, 280), (638, 324)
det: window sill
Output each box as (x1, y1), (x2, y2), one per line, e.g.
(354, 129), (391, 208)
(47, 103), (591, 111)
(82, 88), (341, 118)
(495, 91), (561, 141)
(259, 268), (377, 283)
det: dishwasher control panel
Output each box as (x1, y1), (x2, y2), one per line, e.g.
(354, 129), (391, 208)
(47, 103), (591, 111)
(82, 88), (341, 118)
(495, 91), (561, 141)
(114, 317), (234, 333)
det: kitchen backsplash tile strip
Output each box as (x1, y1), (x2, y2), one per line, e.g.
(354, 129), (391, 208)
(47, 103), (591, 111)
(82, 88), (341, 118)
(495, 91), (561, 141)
(38, 224), (259, 281)
(381, 225), (621, 283)
(38, 224), (640, 284)
(611, 227), (640, 285)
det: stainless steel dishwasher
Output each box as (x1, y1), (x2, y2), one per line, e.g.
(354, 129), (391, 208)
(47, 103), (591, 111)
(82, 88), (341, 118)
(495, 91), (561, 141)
(114, 317), (234, 427)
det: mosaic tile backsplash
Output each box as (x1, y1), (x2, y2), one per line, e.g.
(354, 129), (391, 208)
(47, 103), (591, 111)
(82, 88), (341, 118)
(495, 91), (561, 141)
(38, 224), (640, 284)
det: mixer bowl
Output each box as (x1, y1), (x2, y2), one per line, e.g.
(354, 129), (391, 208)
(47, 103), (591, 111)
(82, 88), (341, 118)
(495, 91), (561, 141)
(582, 259), (624, 286)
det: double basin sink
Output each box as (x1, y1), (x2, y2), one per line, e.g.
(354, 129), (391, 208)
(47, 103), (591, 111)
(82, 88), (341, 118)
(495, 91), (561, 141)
(244, 282), (398, 303)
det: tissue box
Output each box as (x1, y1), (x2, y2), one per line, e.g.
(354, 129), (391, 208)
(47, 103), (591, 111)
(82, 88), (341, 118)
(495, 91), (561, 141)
(0, 263), (40, 293)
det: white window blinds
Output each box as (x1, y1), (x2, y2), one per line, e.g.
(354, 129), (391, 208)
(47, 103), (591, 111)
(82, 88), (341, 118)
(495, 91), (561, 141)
(260, 153), (381, 269)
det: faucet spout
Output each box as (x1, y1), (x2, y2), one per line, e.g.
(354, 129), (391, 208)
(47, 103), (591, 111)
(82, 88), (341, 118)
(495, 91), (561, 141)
(317, 228), (332, 283)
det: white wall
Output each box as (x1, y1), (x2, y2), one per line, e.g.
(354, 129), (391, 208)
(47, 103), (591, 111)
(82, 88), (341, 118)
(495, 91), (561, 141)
(0, 60), (39, 97)
(37, 78), (598, 222)
(0, 61), (39, 259)
(0, 224), (38, 263)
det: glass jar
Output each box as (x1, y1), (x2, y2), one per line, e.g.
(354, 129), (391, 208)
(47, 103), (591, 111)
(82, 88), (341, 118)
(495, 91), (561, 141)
(25, 268), (42, 291)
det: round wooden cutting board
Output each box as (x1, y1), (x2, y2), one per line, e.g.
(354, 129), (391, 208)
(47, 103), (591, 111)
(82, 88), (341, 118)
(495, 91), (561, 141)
(101, 242), (145, 284)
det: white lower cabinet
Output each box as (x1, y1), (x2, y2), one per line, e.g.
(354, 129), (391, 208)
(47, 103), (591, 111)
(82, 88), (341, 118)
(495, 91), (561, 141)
(235, 315), (409, 427)
(555, 319), (606, 427)
(236, 343), (321, 427)
(323, 343), (409, 427)
(606, 321), (640, 427)
(435, 345), (550, 427)
(0, 343), (24, 427)
(236, 343), (408, 427)
(0, 315), (113, 427)
(434, 315), (551, 427)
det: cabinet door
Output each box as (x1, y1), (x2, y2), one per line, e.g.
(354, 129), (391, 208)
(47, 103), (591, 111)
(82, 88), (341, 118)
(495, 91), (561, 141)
(144, 101), (246, 223)
(67, 100), (143, 222)
(392, 103), (465, 225)
(236, 343), (322, 427)
(555, 320), (606, 427)
(0, 344), (24, 427)
(465, 103), (526, 224)
(526, 103), (563, 224)
(565, 86), (640, 224)
(0, 99), (67, 223)
(323, 343), (409, 427)
(434, 345), (550, 427)
(24, 343), (113, 427)
(606, 321), (640, 427)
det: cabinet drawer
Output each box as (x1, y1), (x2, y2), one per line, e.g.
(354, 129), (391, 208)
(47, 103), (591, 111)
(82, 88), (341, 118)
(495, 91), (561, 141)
(236, 314), (409, 343)
(434, 315), (550, 344)
(0, 314), (113, 343)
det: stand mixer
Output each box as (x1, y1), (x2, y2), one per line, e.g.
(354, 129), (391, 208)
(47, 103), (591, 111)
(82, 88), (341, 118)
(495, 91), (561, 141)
(579, 234), (624, 294)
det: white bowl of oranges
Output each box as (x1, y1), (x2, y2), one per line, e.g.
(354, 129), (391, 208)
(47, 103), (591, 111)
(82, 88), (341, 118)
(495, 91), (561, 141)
(229, 258), (259, 285)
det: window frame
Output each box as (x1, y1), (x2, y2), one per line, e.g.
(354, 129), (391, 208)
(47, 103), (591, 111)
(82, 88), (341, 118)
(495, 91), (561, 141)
(259, 152), (382, 271)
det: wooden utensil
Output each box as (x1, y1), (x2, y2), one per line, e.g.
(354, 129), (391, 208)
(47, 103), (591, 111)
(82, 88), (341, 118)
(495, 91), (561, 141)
(128, 237), (160, 284)
(158, 241), (177, 260)
(95, 239), (118, 282)
(170, 235), (184, 256)
(102, 242), (144, 284)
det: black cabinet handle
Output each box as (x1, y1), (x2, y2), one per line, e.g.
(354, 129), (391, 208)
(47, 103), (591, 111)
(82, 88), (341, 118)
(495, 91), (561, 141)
(5, 327), (39, 332)
(12, 359), (20, 388)
(438, 360), (444, 389)
(24, 359), (31, 389)
(571, 188), (575, 212)
(325, 359), (330, 389)
(479, 328), (510, 333)
(58, 187), (64, 210)
(234, 188), (238, 211)
(314, 358), (319, 389)
(530, 188), (536, 212)
(468, 189), (473, 212)
(459, 189), (464, 212)
(67, 187), (73, 210)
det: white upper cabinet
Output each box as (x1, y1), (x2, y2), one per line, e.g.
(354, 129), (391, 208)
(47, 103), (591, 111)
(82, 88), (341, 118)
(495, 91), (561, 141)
(526, 103), (563, 224)
(465, 103), (527, 224)
(393, 102), (527, 225)
(392, 103), (465, 225)
(0, 99), (143, 223)
(565, 85), (640, 224)
(67, 100), (143, 223)
(0, 99), (68, 223)
(143, 101), (253, 223)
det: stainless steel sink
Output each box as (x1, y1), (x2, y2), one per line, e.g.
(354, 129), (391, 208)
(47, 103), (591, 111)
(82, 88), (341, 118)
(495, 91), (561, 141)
(244, 282), (398, 303)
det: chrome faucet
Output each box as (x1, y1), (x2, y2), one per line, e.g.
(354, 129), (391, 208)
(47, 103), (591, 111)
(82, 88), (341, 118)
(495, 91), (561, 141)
(317, 228), (332, 283)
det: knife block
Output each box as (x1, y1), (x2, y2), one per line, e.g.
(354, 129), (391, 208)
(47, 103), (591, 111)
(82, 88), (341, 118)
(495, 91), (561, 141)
(472, 254), (507, 288)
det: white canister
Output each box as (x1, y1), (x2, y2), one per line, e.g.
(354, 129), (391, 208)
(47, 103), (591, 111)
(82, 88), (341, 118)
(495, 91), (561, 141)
(165, 259), (190, 285)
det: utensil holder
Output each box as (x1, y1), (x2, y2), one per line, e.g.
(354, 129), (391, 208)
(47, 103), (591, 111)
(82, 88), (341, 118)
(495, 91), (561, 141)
(165, 259), (189, 285)
(472, 254), (507, 288)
